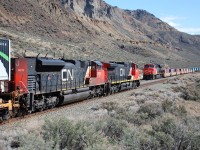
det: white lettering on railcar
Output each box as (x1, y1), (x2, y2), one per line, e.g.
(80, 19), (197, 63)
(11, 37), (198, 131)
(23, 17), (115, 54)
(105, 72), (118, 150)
(67, 69), (74, 80)
(18, 69), (24, 72)
(120, 68), (125, 76)
(62, 69), (74, 81)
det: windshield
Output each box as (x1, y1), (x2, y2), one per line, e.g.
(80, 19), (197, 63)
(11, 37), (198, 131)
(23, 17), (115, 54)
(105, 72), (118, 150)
(144, 64), (154, 68)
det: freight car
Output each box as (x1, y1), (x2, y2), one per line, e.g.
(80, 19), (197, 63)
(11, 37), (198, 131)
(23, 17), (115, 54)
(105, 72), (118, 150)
(0, 57), (140, 120)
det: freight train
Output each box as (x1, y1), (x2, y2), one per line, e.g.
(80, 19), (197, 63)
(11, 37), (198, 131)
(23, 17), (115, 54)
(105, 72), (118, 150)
(0, 56), (140, 120)
(0, 38), (199, 121)
(143, 63), (200, 80)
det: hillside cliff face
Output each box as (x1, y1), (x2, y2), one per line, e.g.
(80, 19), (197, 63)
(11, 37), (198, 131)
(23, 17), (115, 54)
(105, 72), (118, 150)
(0, 0), (200, 67)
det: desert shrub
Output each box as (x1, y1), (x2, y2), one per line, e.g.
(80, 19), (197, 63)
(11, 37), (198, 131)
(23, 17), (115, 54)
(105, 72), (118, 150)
(150, 116), (200, 150)
(161, 100), (187, 117)
(161, 99), (174, 113)
(181, 86), (200, 101)
(96, 117), (128, 143)
(101, 102), (119, 114)
(115, 111), (149, 126)
(175, 105), (187, 117)
(138, 132), (160, 150)
(86, 142), (112, 150)
(109, 107), (128, 119)
(15, 118), (109, 150)
(42, 118), (102, 150)
(152, 117), (178, 136)
(109, 106), (149, 126)
(123, 128), (165, 150)
(17, 133), (49, 150)
(173, 83), (200, 102)
(150, 117), (180, 149)
(131, 113), (149, 125)
(153, 131), (174, 149)
(42, 118), (75, 149)
(172, 86), (184, 93)
(138, 102), (164, 119)
(122, 128), (141, 150)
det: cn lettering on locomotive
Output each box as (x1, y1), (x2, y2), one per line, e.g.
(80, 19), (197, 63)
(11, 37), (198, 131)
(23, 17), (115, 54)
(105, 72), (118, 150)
(120, 68), (125, 76)
(62, 69), (74, 81)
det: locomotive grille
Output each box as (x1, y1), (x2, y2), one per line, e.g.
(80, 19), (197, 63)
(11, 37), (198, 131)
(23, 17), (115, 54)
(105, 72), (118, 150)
(28, 75), (36, 92)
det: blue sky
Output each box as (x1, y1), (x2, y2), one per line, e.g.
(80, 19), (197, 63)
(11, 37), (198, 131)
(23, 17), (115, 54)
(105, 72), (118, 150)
(104, 0), (200, 35)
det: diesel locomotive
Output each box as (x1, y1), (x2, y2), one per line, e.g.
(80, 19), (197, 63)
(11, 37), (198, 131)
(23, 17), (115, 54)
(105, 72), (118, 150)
(0, 57), (140, 120)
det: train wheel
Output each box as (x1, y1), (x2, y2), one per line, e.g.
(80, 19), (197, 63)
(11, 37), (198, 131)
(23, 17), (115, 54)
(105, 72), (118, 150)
(17, 107), (28, 117)
(51, 102), (56, 108)
(2, 110), (11, 120)
(38, 106), (44, 112)
(137, 81), (140, 87)
(17, 110), (23, 117)
(132, 82), (137, 89)
(110, 87), (114, 95)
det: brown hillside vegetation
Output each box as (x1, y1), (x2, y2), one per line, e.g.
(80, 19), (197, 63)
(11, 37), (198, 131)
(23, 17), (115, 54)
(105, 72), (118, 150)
(0, 0), (200, 67)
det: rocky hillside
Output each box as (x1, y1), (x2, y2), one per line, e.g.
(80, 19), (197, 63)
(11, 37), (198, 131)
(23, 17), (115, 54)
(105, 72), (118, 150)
(0, 0), (200, 67)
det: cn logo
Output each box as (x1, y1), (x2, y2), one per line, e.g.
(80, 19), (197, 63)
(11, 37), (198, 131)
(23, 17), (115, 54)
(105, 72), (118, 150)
(62, 69), (74, 81)
(120, 68), (125, 76)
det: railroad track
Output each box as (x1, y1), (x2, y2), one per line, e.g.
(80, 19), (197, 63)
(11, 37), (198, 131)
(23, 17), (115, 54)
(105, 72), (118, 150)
(0, 77), (169, 126)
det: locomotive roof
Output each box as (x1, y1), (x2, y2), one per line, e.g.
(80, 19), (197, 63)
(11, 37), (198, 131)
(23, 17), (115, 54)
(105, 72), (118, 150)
(37, 58), (65, 66)
(93, 61), (102, 66)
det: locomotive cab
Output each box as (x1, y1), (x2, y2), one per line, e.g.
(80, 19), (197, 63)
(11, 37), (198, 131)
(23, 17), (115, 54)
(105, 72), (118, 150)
(85, 61), (110, 86)
(130, 63), (140, 80)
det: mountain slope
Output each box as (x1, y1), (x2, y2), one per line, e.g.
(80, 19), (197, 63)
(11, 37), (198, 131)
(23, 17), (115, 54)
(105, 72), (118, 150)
(0, 0), (200, 67)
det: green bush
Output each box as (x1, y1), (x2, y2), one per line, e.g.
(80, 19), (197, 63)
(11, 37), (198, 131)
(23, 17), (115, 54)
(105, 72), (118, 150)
(175, 105), (187, 117)
(138, 102), (164, 119)
(96, 117), (128, 143)
(131, 113), (149, 125)
(42, 118), (102, 150)
(42, 118), (75, 149)
(152, 117), (178, 135)
(162, 99), (174, 113)
(12, 115), (200, 150)
(17, 133), (50, 150)
(122, 128), (140, 150)
(101, 102), (119, 114)
(150, 116), (200, 150)
(109, 106), (149, 126)
(137, 131), (160, 150)
(161, 100), (187, 117)
(173, 83), (200, 102)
